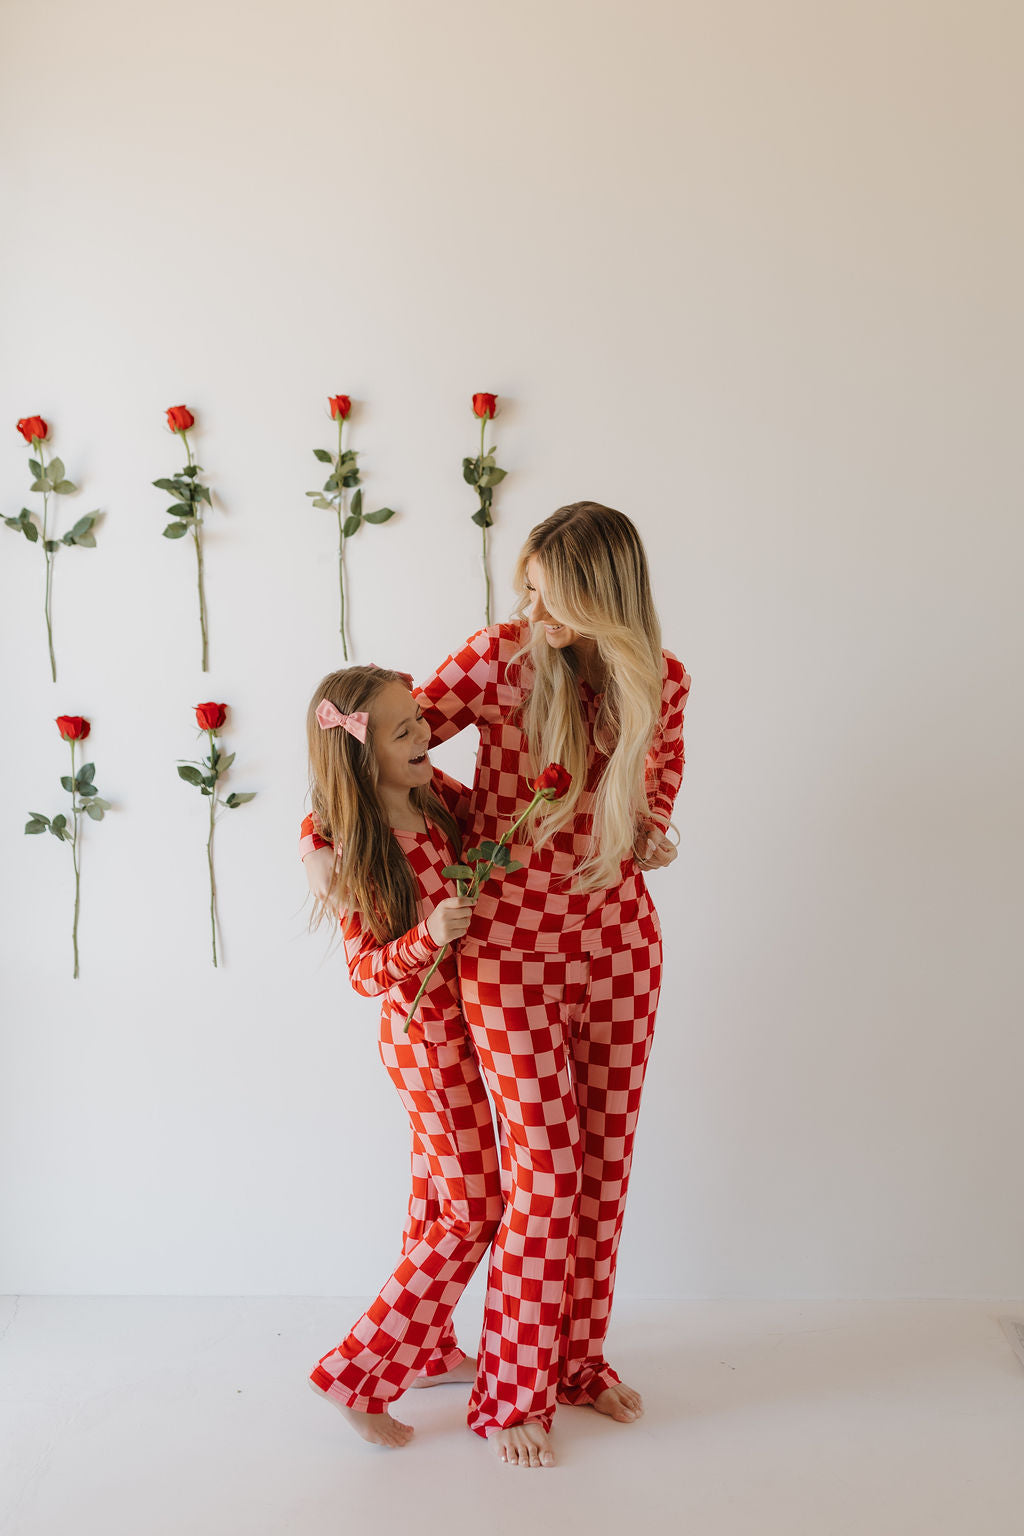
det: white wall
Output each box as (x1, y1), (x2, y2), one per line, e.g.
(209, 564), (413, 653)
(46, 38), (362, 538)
(1, 0), (1021, 1298)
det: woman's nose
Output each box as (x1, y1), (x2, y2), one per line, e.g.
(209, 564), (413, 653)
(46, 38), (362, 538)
(529, 591), (548, 622)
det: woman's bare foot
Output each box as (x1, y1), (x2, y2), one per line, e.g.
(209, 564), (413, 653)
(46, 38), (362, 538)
(593, 1382), (644, 1422)
(337, 1404), (414, 1447)
(409, 1356), (477, 1389)
(489, 1423), (555, 1467)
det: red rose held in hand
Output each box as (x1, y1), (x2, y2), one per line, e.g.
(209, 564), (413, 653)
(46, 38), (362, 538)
(166, 405), (195, 433)
(195, 702), (228, 731)
(328, 395), (352, 420)
(533, 762), (571, 799)
(472, 393), (497, 420)
(56, 715), (91, 742)
(17, 416), (48, 444)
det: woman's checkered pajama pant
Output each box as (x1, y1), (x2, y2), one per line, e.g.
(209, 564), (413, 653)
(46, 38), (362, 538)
(309, 1008), (502, 1412)
(459, 921), (663, 1436)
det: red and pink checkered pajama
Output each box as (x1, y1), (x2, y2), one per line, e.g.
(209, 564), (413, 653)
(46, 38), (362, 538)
(415, 623), (689, 1436)
(306, 771), (503, 1413)
(457, 922), (662, 1433)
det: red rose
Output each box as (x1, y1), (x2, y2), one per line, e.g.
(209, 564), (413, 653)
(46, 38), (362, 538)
(17, 416), (48, 444)
(166, 405), (195, 433)
(195, 702), (227, 731)
(472, 393), (497, 420)
(329, 395), (352, 420)
(533, 762), (571, 799)
(56, 715), (91, 742)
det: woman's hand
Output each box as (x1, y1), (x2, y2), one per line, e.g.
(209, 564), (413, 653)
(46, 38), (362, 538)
(426, 896), (475, 947)
(634, 827), (678, 871)
(304, 846), (340, 911)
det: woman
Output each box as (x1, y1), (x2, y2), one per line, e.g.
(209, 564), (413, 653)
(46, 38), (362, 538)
(304, 503), (690, 1467)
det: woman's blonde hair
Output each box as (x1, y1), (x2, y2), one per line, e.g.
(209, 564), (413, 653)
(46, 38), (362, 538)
(306, 666), (461, 943)
(512, 502), (663, 890)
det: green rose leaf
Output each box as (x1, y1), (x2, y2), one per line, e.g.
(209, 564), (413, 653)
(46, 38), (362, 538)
(74, 532), (96, 548)
(342, 514), (361, 537)
(463, 847), (481, 861)
(78, 785), (98, 799)
(30, 478), (53, 494)
(167, 502), (193, 518)
(441, 864), (474, 880)
(311, 497), (333, 510)
(350, 488), (363, 519)
(462, 457), (480, 485)
(85, 801), (108, 820)
(323, 476), (339, 493)
(364, 507), (396, 524)
(471, 508), (493, 528)
(48, 458), (65, 482)
(341, 473), (360, 489)
(505, 860), (524, 873)
(24, 819), (48, 834)
(51, 813), (67, 833)
(163, 522), (189, 539)
(313, 448), (333, 463)
(60, 775), (75, 793)
(54, 480), (77, 495)
(479, 466), (507, 488)
(225, 791), (256, 807)
(177, 765), (204, 785)
(194, 485), (212, 506)
(153, 478), (179, 493)
(490, 844), (512, 867)
(181, 464), (199, 478)
(340, 449), (359, 467)
(78, 762), (95, 782)
(23, 521), (39, 542)
(28, 458), (41, 476)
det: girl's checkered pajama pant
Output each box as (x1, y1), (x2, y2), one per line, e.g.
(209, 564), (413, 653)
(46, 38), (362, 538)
(309, 1007), (502, 1412)
(458, 919), (663, 1436)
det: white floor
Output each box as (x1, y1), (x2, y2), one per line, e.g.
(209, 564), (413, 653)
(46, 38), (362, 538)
(2, 1295), (1023, 1536)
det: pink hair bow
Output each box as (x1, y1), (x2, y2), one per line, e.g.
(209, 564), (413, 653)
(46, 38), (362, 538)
(316, 700), (369, 742)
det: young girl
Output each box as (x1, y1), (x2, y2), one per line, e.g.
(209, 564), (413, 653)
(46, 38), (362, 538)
(304, 504), (689, 1468)
(303, 664), (502, 1448)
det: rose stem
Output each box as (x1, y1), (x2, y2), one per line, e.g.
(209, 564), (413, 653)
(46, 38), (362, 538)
(479, 416), (491, 625)
(183, 431), (209, 672)
(69, 738), (81, 979)
(39, 441), (57, 681)
(336, 414), (348, 661)
(207, 728), (218, 967)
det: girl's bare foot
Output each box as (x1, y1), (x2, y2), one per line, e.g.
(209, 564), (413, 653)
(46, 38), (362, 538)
(593, 1382), (644, 1422)
(489, 1423), (555, 1467)
(409, 1355), (477, 1388)
(338, 1404), (414, 1447)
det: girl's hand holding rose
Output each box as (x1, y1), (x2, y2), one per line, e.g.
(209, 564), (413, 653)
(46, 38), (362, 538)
(426, 895), (474, 947)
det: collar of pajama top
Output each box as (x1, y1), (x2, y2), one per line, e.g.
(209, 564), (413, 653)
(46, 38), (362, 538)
(410, 621), (691, 956)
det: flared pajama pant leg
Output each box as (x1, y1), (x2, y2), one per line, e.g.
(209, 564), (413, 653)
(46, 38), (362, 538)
(401, 1143), (465, 1378)
(557, 921), (662, 1405)
(458, 949), (586, 1437)
(309, 1009), (502, 1412)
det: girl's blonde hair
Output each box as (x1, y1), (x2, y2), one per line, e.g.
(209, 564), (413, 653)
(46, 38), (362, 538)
(306, 666), (461, 943)
(512, 502), (663, 890)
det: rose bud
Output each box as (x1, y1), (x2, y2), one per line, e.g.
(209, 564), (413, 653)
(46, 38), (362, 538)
(533, 763), (571, 799)
(472, 393), (498, 420)
(17, 416), (49, 444)
(329, 395), (352, 420)
(56, 716), (91, 742)
(195, 702), (228, 731)
(166, 405), (195, 433)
